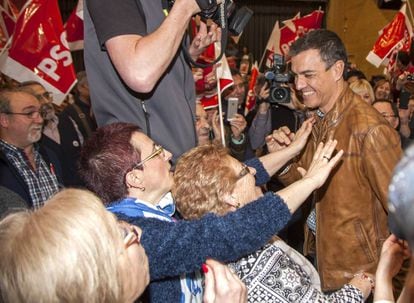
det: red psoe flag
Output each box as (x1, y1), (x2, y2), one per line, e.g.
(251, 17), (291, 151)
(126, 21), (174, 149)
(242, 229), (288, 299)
(279, 25), (297, 56)
(64, 0), (84, 51)
(260, 21), (281, 69)
(0, 0), (76, 104)
(244, 61), (259, 115)
(366, 3), (412, 67)
(280, 9), (324, 56)
(291, 9), (324, 39)
(197, 42), (234, 109)
(215, 43), (234, 94)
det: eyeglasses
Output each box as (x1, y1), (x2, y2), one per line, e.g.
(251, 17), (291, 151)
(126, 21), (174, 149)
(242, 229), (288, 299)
(121, 225), (141, 248)
(133, 144), (164, 169)
(3, 109), (44, 119)
(238, 163), (253, 179)
(35, 91), (52, 101)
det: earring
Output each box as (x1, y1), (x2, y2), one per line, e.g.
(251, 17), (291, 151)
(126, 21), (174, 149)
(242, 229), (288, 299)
(235, 202), (240, 209)
(141, 187), (145, 192)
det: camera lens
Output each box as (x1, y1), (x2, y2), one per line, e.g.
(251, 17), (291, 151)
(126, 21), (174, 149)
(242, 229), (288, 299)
(270, 86), (290, 104)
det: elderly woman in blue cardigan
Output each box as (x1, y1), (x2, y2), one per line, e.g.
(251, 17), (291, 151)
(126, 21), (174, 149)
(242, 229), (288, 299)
(78, 120), (341, 303)
(173, 143), (375, 302)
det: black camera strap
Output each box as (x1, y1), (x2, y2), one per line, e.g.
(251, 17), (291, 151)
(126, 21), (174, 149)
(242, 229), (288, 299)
(181, 3), (228, 68)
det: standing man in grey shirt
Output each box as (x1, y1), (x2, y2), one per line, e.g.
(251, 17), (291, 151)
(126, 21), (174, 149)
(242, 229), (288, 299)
(84, 0), (222, 162)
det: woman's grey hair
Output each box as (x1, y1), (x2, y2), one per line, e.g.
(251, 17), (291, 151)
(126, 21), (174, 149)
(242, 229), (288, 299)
(0, 189), (126, 303)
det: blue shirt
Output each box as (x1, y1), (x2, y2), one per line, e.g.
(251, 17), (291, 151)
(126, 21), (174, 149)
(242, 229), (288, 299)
(107, 192), (203, 303)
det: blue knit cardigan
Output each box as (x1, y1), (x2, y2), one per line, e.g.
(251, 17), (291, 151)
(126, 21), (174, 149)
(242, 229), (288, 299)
(113, 157), (292, 302)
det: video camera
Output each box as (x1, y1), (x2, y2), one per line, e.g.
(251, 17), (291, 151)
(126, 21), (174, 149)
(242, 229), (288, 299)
(167, 0), (252, 36)
(264, 54), (293, 104)
(166, 0), (252, 68)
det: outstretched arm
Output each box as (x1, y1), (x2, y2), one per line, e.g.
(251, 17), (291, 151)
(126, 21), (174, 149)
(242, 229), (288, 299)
(276, 139), (343, 213)
(259, 117), (314, 177)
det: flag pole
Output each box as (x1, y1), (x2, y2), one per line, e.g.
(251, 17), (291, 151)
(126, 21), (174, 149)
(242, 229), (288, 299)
(215, 41), (226, 147)
(405, 0), (414, 26)
(0, 37), (11, 58)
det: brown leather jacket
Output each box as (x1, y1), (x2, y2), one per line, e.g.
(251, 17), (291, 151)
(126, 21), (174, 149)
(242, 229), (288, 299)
(279, 86), (402, 291)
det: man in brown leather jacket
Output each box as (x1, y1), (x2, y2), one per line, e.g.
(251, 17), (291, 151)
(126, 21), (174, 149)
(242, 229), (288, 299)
(272, 29), (403, 292)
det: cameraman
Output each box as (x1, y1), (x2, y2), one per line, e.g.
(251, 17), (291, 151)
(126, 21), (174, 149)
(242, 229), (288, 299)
(247, 75), (305, 155)
(84, 0), (222, 163)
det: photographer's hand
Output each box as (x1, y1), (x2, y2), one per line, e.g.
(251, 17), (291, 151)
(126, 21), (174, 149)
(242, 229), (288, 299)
(258, 82), (270, 100)
(396, 71), (410, 91)
(230, 114), (247, 140)
(189, 21), (222, 61)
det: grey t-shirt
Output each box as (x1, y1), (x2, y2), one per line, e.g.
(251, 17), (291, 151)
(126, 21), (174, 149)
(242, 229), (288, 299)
(84, 0), (197, 163)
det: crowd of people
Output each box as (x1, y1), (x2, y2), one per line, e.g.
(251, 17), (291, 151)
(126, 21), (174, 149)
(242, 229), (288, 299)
(1, 0), (414, 301)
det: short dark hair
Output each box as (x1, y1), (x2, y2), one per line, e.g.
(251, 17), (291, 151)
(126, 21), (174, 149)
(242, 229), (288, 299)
(0, 88), (36, 113)
(289, 29), (348, 72)
(345, 69), (366, 81)
(78, 122), (142, 205)
(397, 51), (410, 67)
(369, 74), (387, 88)
(372, 99), (399, 118)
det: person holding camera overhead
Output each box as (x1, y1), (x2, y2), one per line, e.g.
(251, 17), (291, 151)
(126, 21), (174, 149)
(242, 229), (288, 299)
(84, 0), (223, 163)
(247, 70), (305, 160)
(270, 29), (404, 294)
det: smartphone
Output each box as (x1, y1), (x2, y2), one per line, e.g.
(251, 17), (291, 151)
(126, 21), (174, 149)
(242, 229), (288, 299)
(399, 89), (410, 109)
(227, 98), (239, 121)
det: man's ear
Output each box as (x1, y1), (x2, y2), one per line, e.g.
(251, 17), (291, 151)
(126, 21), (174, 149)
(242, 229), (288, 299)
(0, 113), (9, 128)
(332, 60), (345, 82)
(125, 169), (145, 191)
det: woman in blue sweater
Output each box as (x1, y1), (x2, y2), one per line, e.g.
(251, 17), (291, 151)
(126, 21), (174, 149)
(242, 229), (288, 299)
(78, 121), (341, 302)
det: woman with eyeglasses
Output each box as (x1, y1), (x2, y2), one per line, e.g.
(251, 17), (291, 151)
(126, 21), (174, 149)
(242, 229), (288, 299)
(0, 188), (247, 303)
(0, 188), (148, 303)
(78, 121), (342, 303)
(173, 144), (375, 302)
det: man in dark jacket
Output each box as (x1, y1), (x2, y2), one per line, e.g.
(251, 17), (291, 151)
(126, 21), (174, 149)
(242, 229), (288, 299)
(19, 81), (84, 187)
(59, 71), (97, 141)
(0, 88), (61, 208)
